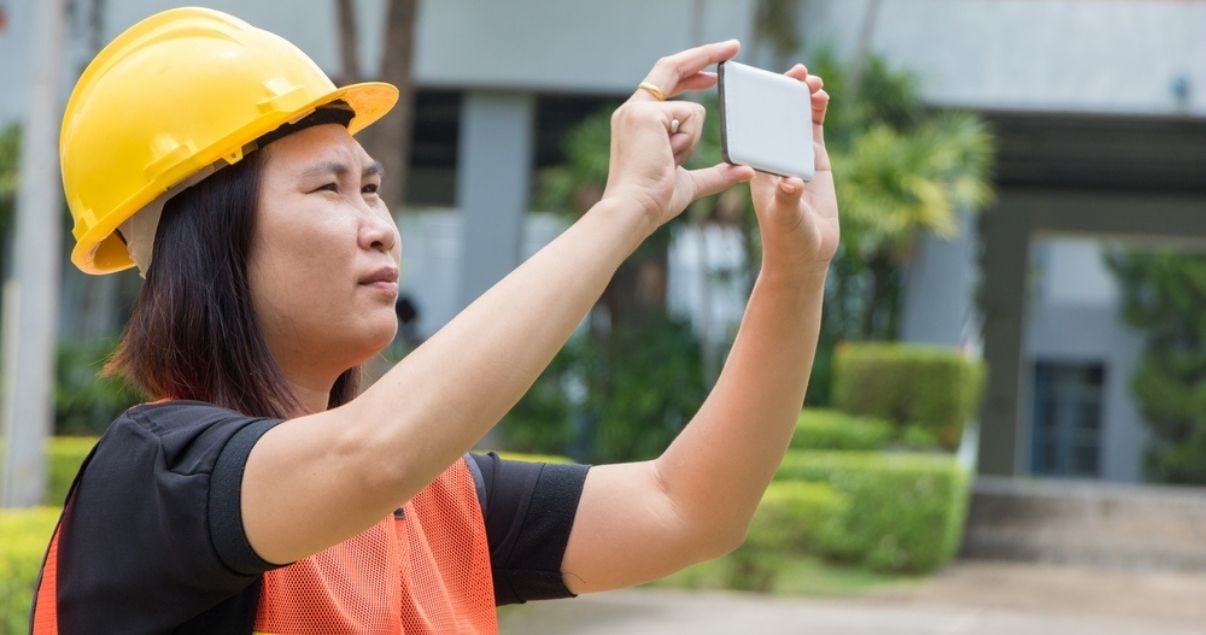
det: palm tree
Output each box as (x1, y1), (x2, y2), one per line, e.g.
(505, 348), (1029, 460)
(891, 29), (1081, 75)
(817, 52), (995, 343)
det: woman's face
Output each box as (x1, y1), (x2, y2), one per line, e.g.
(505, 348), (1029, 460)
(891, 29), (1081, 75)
(247, 123), (401, 386)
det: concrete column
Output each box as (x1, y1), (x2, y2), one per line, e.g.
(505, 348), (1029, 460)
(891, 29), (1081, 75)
(900, 210), (978, 347)
(456, 91), (535, 310)
(977, 197), (1033, 476)
(2, 0), (66, 507)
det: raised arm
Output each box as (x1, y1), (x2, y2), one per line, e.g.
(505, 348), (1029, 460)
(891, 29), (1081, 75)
(562, 64), (837, 592)
(237, 41), (757, 566)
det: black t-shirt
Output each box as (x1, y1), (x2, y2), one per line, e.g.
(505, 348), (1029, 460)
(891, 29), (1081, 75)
(37, 401), (588, 633)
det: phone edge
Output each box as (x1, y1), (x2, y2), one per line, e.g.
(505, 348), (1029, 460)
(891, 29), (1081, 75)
(717, 60), (735, 167)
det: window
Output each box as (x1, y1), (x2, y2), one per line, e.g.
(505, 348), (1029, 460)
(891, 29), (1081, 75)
(1030, 362), (1105, 478)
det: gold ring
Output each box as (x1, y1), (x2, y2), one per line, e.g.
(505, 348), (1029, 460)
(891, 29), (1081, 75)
(638, 81), (666, 101)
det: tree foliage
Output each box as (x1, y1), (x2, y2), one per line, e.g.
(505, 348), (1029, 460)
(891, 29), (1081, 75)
(519, 46), (995, 457)
(1106, 250), (1206, 484)
(810, 51), (994, 348)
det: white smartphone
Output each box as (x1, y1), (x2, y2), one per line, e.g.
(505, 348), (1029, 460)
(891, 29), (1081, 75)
(718, 60), (815, 181)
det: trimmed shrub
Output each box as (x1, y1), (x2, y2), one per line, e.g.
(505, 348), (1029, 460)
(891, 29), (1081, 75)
(898, 424), (941, 451)
(775, 450), (970, 573)
(0, 507), (60, 634)
(833, 343), (985, 449)
(791, 409), (893, 451)
(729, 481), (848, 591)
(745, 482), (849, 552)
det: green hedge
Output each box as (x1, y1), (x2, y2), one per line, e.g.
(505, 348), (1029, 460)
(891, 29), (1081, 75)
(47, 437), (96, 505)
(898, 424), (941, 451)
(729, 481), (848, 591)
(0, 507), (59, 635)
(791, 409), (893, 451)
(832, 343), (985, 449)
(744, 482), (848, 553)
(775, 450), (970, 573)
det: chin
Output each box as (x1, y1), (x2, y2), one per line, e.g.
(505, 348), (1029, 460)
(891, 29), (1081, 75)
(322, 315), (398, 366)
(360, 322), (400, 358)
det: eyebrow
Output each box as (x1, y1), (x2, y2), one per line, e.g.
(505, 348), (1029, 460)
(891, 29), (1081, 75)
(300, 160), (384, 180)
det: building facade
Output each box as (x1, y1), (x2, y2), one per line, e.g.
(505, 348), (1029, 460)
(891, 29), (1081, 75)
(2, 0), (1204, 482)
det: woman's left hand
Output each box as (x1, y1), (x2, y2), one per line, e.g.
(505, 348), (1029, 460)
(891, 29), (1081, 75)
(748, 64), (838, 277)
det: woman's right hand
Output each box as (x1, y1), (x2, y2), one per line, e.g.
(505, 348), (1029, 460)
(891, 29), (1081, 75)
(601, 40), (756, 234)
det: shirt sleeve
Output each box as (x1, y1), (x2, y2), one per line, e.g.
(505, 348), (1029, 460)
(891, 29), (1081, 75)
(468, 452), (590, 606)
(54, 401), (283, 633)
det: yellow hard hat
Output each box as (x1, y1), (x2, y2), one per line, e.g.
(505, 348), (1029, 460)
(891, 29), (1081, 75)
(61, 7), (399, 274)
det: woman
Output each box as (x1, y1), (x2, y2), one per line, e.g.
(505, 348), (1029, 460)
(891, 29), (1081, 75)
(35, 6), (836, 634)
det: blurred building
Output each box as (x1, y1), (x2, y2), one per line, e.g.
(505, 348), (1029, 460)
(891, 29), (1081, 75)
(1, 0), (1203, 483)
(820, 1), (1206, 482)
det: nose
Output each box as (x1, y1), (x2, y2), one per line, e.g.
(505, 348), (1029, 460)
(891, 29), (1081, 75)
(359, 209), (399, 254)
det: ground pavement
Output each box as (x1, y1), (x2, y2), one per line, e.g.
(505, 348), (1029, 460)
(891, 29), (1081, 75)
(499, 559), (1206, 634)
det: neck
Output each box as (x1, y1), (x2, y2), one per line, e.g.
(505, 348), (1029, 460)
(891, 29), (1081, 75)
(264, 337), (362, 416)
(276, 362), (344, 415)
(289, 380), (334, 415)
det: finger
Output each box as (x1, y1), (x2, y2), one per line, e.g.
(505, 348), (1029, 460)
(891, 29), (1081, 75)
(812, 89), (830, 126)
(784, 64), (823, 95)
(806, 74), (823, 94)
(670, 129), (692, 161)
(777, 177), (807, 200)
(752, 171), (778, 190)
(658, 101), (705, 131)
(636, 39), (741, 102)
(630, 71), (718, 106)
(785, 64), (808, 82)
(669, 103), (705, 163)
(688, 162), (756, 200)
(678, 70), (718, 92)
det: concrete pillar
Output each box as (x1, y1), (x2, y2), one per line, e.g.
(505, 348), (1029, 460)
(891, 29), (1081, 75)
(977, 196), (1032, 476)
(900, 210), (978, 348)
(2, 0), (66, 507)
(456, 91), (534, 310)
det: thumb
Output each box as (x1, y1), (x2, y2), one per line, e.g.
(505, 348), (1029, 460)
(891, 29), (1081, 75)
(688, 163), (756, 200)
(773, 177), (806, 208)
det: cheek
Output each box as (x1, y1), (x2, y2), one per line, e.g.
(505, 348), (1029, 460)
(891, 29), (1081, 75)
(249, 208), (355, 325)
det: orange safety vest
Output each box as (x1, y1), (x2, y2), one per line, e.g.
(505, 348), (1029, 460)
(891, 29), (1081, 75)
(33, 459), (498, 634)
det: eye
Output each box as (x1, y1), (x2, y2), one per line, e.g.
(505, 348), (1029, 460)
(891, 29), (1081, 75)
(362, 183), (380, 196)
(313, 182), (338, 193)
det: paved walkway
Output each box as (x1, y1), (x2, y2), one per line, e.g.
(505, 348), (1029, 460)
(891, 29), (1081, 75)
(499, 560), (1206, 634)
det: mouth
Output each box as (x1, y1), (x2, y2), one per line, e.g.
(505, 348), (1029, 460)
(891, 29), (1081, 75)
(359, 266), (399, 295)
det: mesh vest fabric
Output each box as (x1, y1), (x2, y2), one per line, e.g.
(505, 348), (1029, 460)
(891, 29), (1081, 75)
(253, 459), (498, 634)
